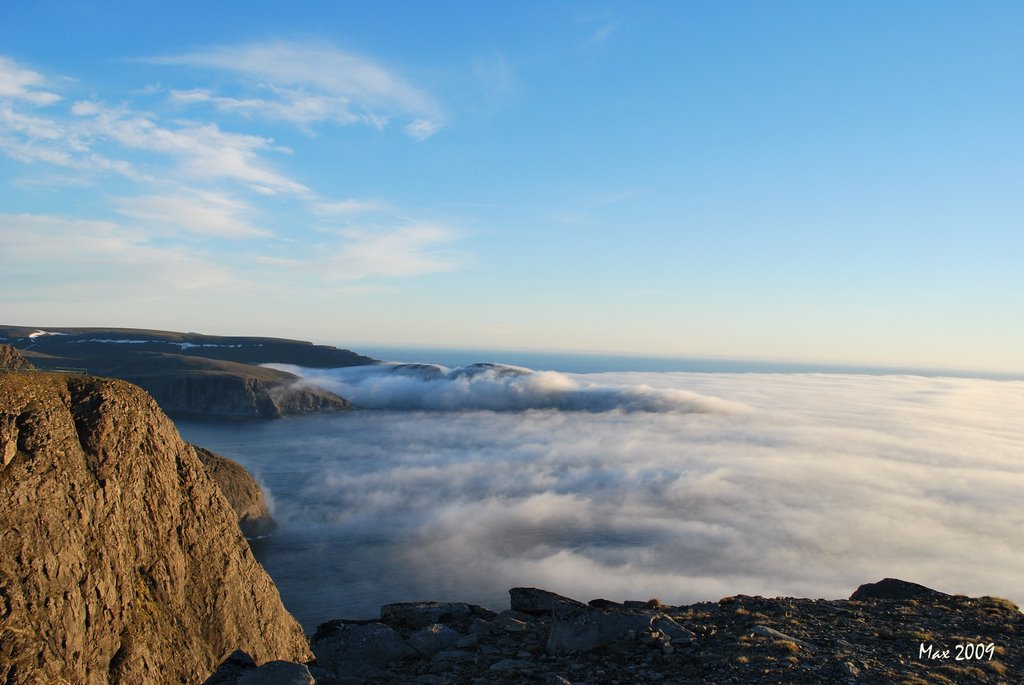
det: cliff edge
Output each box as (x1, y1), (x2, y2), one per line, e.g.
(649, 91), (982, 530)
(1, 326), (364, 419)
(193, 445), (278, 537)
(0, 372), (312, 684)
(0, 344), (33, 371)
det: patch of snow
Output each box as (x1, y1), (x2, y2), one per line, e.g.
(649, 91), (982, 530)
(28, 330), (68, 339)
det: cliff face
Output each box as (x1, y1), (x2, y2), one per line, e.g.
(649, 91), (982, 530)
(132, 371), (351, 419)
(1, 326), (363, 419)
(0, 344), (33, 370)
(0, 373), (311, 684)
(193, 445), (277, 537)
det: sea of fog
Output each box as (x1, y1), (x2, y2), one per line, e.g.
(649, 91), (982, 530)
(175, 357), (1024, 631)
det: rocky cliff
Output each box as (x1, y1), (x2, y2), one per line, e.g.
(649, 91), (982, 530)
(0, 344), (33, 370)
(194, 445), (277, 538)
(0, 326), (365, 418)
(115, 358), (351, 419)
(0, 372), (312, 684)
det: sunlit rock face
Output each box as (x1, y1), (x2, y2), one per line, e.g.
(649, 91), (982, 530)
(0, 373), (311, 685)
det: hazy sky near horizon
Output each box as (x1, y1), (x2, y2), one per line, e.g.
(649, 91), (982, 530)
(1, 2), (1021, 371)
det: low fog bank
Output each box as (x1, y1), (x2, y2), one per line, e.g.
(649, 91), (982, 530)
(265, 362), (749, 413)
(179, 372), (1024, 627)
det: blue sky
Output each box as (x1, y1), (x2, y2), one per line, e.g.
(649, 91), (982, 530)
(1, 1), (1021, 371)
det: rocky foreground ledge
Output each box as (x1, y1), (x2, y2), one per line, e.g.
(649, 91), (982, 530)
(208, 579), (1021, 685)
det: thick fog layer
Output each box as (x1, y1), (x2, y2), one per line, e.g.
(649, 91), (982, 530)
(179, 371), (1024, 628)
(266, 362), (750, 413)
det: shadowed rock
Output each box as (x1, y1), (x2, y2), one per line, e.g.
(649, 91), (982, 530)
(850, 578), (948, 601)
(380, 601), (496, 631)
(193, 445), (278, 537)
(510, 587), (582, 616)
(311, 621), (415, 673)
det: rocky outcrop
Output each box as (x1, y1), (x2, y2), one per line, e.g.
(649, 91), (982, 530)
(118, 366), (351, 419)
(0, 344), (33, 370)
(207, 580), (1021, 684)
(2, 325), (364, 418)
(849, 577), (948, 601)
(193, 445), (278, 537)
(0, 373), (312, 684)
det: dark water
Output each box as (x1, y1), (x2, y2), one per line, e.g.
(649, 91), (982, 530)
(351, 345), (1022, 380)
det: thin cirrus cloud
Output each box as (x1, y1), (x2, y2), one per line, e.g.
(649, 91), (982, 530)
(0, 53), (310, 195)
(323, 223), (469, 280)
(312, 198), (386, 215)
(69, 100), (309, 195)
(0, 212), (237, 298)
(0, 56), (61, 105)
(114, 191), (269, 239)
(151, 42), (443, 139)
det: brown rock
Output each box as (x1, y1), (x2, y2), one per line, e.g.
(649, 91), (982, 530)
(0, 344), (34, 370)
(0, 373), (311, 685)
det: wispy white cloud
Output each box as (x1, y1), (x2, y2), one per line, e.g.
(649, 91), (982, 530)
(0, 212), (237, 297)
(404, 118), (441, 141)
(323, 223), (468, 280)
(74, 101), (309, 194)
(0, 90), (309, 194)
(115, 190), (269, 238)
(153, 41), (443, 138)
(0, 103), (140, 178)
(312, 198), (385, 215)
(586, 22), (619, 46)
(0, 56), (61, 105)
(170, 86), (371, 133)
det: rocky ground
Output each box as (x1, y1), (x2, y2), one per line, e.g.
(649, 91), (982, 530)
(208, 579), (1021, 685)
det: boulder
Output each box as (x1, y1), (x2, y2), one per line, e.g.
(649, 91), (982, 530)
(509, 587), (582, 616)
(380, 601), (496, 631)
(751, 625), (816, 651)
(202, 650), (257, 684)
(408, 623), (461, 657)
(650, 615), (695, 643)
(239, 661), (315, 685)
(201, 654), (316, 685)
(547, 601), (654, 654)
(850, 578), (947, 601)
(311, 621), (415, 672)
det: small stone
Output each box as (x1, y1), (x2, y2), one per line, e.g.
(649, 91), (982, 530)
(650, 615), (694, 643)
(238, 660), (315, 685)
(456, 633), (478, 648)
(489, 658), (535, 672)
(840, 661), (860, 678)
(469, 618), (493, 636)
(750, 625), (816, 651)
(494, 616), (529, 632)
(409, 623), (460, 657)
